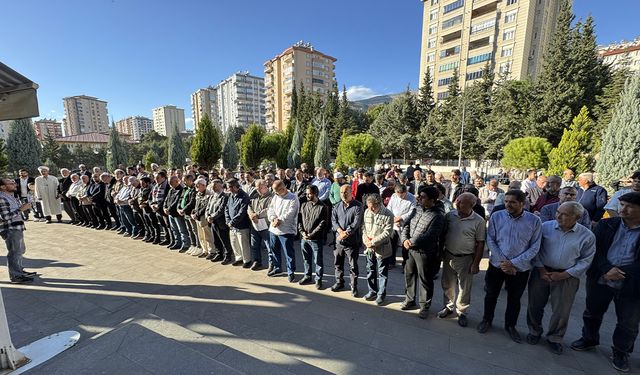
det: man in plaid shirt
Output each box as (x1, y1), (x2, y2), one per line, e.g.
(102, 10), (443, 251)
(0, 178), (38, 283)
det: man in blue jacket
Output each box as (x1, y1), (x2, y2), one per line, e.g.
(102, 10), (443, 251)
(225, 179), (251, 267)
(576, 172), (608, 226)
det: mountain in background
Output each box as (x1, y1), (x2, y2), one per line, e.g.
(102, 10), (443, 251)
(349, 93), (401, 111)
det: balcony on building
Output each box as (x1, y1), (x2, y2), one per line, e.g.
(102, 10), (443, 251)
(468, 35), (493, 51)
(441, 30), (462, 44)
(472, 1), (498, 18)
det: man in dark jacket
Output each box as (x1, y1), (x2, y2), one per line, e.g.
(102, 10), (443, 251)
(178, 174), (199, 254)
(289, 169), (309, 204)
(164, 176), (189, 251)
(139, 177), (160, 243)
(577, 172), (608, 225)
(89, 173), (110, 229)
(331, 184), (363, 296)
(58, 168), (76, 223)
(401, 185), (447, 319)
(150, 171), (170, 245)
(355, 172), (380, 203)
(298, 185), (329, 289)
(225, 179), (252, 266)
(14, 169), (35, 221)
(571, 192), (640, 372)
(207, 179), (233, 263)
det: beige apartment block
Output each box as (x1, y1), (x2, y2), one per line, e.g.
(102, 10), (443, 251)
(152, 105), (185, 138)
(598, 37), (640, 72)
(33, 118), (63, 140)
(191, 86), (218, 131)
(62, 95), (109, 135)
(115, 116), (154, 141)
(264, 41), (336, 132)
(419, 0), (561, 101)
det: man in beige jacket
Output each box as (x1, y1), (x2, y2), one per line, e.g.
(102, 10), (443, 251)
(362, 193), (394, 305)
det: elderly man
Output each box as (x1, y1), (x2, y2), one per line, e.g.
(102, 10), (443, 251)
(531, 175), (562, 213)
(362, 193), (394, 305)
(525, 175), (547, 207)
(387, 184), (416, 268)
(478, 190), (542, 343)
(179, 175), (200, 256)
(298, 185), (329, 289)
(408, 170), (424, 196)
(605, 171), (640, 217)
(312, 168), (332, 203)
(526, 202), (596, 355)
(577, 172), (608, 224)
(58, 168), (75, 223)
(115, 176), (137, 237)
(521, 169), (538, 193)
(561, 169), (577, 188)
(540, 186), (591, 228)
(150, 171), (171, 246)
(0, 178), (36, 283)
(267, 180), (300, 282)
(479, 179), (503, 217)
(329, 172), (346, 206)
(66, 174), (85, 225)
(88, 173), (110, 229)
(225, 179), (251, 267)
(571, 192), (640, 372)
(34, 166), (62, 223)
(438, 193), (486, 327)
(332, 184), (363, 296)
(247, 179), (273, 270)
(164, 176), (190, 251)
(191, 178), (213, 257)
(138, 176), (160, 243)
(207, 179), (233, 264)
(290, 169), (309, 203)
(401, 186), (447, 319)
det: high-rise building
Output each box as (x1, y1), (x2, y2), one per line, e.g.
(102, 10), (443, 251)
(62, 95), (109, 135)
(191, 86), (218, 131)
(115, 116), (154, 141)
(33, 118), (63, 140)
(598, 37), (640, 72)
(264, 41), (337, 132)
(217, 72), (266, 133)
(419, 0), (562, 101)
(152, 105), (185, 138)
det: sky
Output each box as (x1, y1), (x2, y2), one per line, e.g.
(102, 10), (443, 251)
(2, 0), (638, 130)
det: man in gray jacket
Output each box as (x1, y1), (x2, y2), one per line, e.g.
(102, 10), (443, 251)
(362, 193), (394, 305)
(247, 179), (273, 270)
(331, 184), (364, 297)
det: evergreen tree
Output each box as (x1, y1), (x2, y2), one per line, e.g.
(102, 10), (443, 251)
(240, 124), (266, 168)
(142, 150), (158, 167)
(7, 118), (42, 175)
(106, 124), (129, 172)
(547, 106), (594, 175)
(400, 86), (420, 135)
(301, 122), (317, 169)
(417, 70), (435, 127)
(501, 137), (553, 171)
(222, 127), (240, 169)
(592, 67), (630, 152)
(191, 113), (222, 169)
(167, 124), (187, 168)
(314, 115), (331, 169)
(429, 70), (462, 159)
(287, 119), (303, 168)
(447, 68), (461, 98)
(369, 97), (409, 160)
(42, 134), (61, 166)
(596, 72), (640, 188)
(335, 133), (381, 169)
(290, 84), (298, 120)
(0, 139), (8, 174)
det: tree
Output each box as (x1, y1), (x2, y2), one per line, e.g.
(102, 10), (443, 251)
(142, 150), (158, 167)
(222, 127), (240, 169)
(501, 137), (553, 171)
(106, 125), (129, 172)
(290, 84), (298, 120)
(0, 139), (8, 174)
(287, 119), (303, 168)
(300, 122), (317, 168)
(240, 124), (265, 168)
(167, 124), (187, 168)
(191, 113), (222, 169)
(417, 69), (435, 127)
(7, 118), (42, 175)
(42, 134), (61, 165)
(314, 115), (331, 169)
(547, 106), (594, 175)
(261, 132), (288, 168)
(596, 72), (640, 188)
(335, 133), (382, 170)
(592, 67), (630, 152)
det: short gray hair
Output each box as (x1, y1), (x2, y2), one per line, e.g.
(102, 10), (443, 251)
(365, 193), (382, 207)
(195, 178), (207, 186)
(578, 173), (594, 183)
(560, 201), (584, 218)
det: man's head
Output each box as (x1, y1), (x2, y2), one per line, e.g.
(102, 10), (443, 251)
(127, 166), (136, 176)
(169, 175), (180, 188)
(536, 175), (548, 189)
(364, 172), (374, 184)
(226, 179), (240, 194)
(527, 169), (537, 181)
(140, 176), (151, 188)
(245, 171), (255, 183)
(456, 192), (477, 216)
(451, 169), (461, 183)
(434, 172), (444, 183)
(425, 171), (435, 184)
(508, 180), (522, 191)
(619, 192), (640, 223)
(93, 166), (102, 174)
(631, 171), (640, 192)
(70, 174), (80, 182)
(417, 186), (439, 209)
(563, 169), (574, 181)
(100, 172), (111, 183)
(546, 175), (562, 195)
(366, 193), (383, 213)
(398, 173), (408, 185)
(78, 164), (86, 171)
(394, 183), (408, 200)
(175, 169), (184, 180)
(114, 169), (125, 180)
(386, 177), (397, 190)
(578, 173), (593, 188)
(340, 184), (353, 204)
(81, 175), (90, 184)
(413, 169), (422, 181)
(334, 172), (345, 184)
(0, 178), (17, 193)
(305, 184), (319, 202)
(474, 177), (484, 188)
(435, 183), (446, 199)
(488, 178), (499, 190)
(129, 176), (139, 187)
(155, 170), (167, 184)
(183, 174), (195, 187)
(375, 173), (385, 186)
(195, 178), (207, 192)
(137, 163), (146, 173)
(556, 201), (584, 230)
(38, 166), (49, 177)
(255, 179), (269, 196)
(19, 169), (28, 178)
(504, 190), (526, 216)
(60, 168), (70, 177)
(211, 179), (224, 193)
(272, 180), (288, 197)
(558, 186), (578, 203)
(316, 168), (326, 180)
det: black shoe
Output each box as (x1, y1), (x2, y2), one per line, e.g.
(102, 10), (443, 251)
(351, 288), (358, 297)
(242, 262), (252, 269)
(169, 245), (181, 250)
(159, 239), (170, 246)
(315, 280), (322, 290)
(298, 276), (313, 285)
(612, 349), (630, 372)
(267, 264), (274, 273)
(123, 233), (132, 238)
(330, 283), (344, 292)
(570, 338), (597, 352)
(400, 300), (417, 311)
(166, 243), (176, 249)
(364, 292), (377, 301)
(288, 274), (296, 283)
(375, 295), (385, 306)
(198, 253), (208, 258)
(211, 254), (223, 262)
(206, 253), (216, 260)
(178, 247), (189, 253)
(250, 261), (262, 270)
(505, 326), (522, 343)
(10, 275), (34, 283)
(21, 270), (37, 277)
(133, 234), (144, 240)
(221, 258), (233, 265)
(547, 340), (563, 355)
(477, 320), (492, 334)
(267, 269), (282, 277)
(526, 334), (541, 345)
(418, 308), (429, 319)
(232, 260), (243, 266)
(117, 229), (126, 235)
(437, 307), (454, 319)
(458, 314), (468, 327)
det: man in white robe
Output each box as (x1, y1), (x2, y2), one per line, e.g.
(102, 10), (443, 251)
(34, 166), (62, 223)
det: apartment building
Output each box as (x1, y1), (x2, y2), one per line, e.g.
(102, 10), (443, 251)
(152, 105), (185, 138)
(598, 37), (640, 72)
(62, 95), (109, 135)
(216, 72), (265, 133)
(33, 118), (63, 140)
(419, 0), (562, 100)
(191, 86), (218, 131)
(115, 116), (154, 141)
(264, 41), (336, 132)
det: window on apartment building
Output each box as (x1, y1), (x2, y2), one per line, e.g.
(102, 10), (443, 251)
(442, 15), (463, 30)
(470, 19), (496, 34)
(440, 45), (461, 58)
(312, 78), (324, 84)
(503, 28), (516, 41)
(430, 9), (438, 21)
(429, 23), (438, 35)
(466, 70), (484, 80)
(431, 0), (439, 5)
(506, 0), (517, 5)
(501, 45), (514, 57)
(439, 61), (459, 72)
(426, 52), (436, 62)
(504, 10), (518, 23)
(467, 52), (492, 65)
(499, 61), (512, 74)
(428, 37), (437, 48)
(437, 91), (450, 100)
(443, 0), (464, 14)
(437, 76), (453, 86)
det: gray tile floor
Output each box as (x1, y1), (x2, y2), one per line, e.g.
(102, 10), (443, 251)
(0, 221), (636, 374)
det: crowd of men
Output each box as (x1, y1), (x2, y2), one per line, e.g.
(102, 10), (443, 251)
(1, 162), (640, 372)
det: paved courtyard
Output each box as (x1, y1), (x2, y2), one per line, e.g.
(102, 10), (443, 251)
(0, 220), (637, 374)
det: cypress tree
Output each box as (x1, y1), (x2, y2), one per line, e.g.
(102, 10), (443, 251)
(191, 113), (222, 169)
(592, 67), (630, 152)
(287, 119), (303, 168)
(0, 139), (8, 174)
(42, 134), (61, 166)
(240, 124), (265, 168)
(547, 106), (594, 175)
(106, 124), (129, 172)
(301, 122), (317, 169)
(167, 123), (187, 168)
(314, 115), (330, 169)
(596, 72), (640, 188)
(222, 127), (240, 170)
(290, 83), (298, 120)
(7, 118), (42, 175)
(417, 70), (435, 127)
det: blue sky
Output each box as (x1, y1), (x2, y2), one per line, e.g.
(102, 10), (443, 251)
(2, 0), (638, 130)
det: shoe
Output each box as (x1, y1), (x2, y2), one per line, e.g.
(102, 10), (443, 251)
(117, 229), (126, 235)
(375, 295), (385, 306)
(159, 239), (170, 246)
(185, 247), (195, 255)
(166, 243), (176, 249)
(143, 237), (153, 243)
(267, 264), (274, 273)
(206, 253), (216, 260)
(10, 275), (34, 283)
(232, 260), (243, 266)
(505, 326), (522, 343)
(242, 262), (252, 269)
(351, 288), (358, 297)
(221, 258), (233, 265)
(21, 270), (37, 277)
(330, 283), (344, 292)
(477, 320), (492, 334)
(250, 261), (262, 271)
(418, 308), (429, 319)
(198, 253), (208, 258)
(526, 334), (541, 345)
(400, 301), (417, 310)
(364, 292), (377, 301)
(458, 314), (468, 327)
(298, 276), (313, 285)
(267, 268), (282, 277)
(133, 234), (144, 240)
(191, 248), (204, 256)
(288, 274), (296, 283)
(178, 247), (189, 253)
(169, 245), (181, 250)
(315, 280), (322, 290)
(437, 307), (454, 319)
(123, 233), (132, 238)
(211, 254), (224, 262)
(612, 349), (630, 372)
(547, 340), (563, 355)
(570, 338), (597, 352)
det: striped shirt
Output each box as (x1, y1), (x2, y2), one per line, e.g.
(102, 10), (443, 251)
(0, 192), (25, 232)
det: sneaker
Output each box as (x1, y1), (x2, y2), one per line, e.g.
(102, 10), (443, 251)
(364, 292), (377, 301)
(250, 261), (262, 271)
(330, 283), (344, 292)
(185, 247), (195, 255)
(612, 349), (630, 372)
(570, 338), (597, 352)
(437, 307), (454, 319)
(267, 269), (282, 277)
(298, 276), (313, 285)
(288, 274), (296, 283)
(315, 280), (322, 290)
(418, 308), (429, 319)
(351, 288), (358, 297)
(400, 300), (417, 311)
(526, 334), (541, 345)
(457, 314), (468, 327)
(375, 295), (385, 306)
(10, 275), (34, 283)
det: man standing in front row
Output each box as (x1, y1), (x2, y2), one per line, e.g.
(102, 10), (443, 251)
(478, 190), (541, 343)
(0, 179), (37, 283)
(298, 185), (328, 289)
(571, 192), (640, 372)
(331, 184), (363, 296)
(362, 193), (394, 306)
(267, 180), (300, 282)
(527, 202), (595, 355)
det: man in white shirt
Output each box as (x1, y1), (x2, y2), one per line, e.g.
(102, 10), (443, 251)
(605, 171), (640, 217)
(387, 184), (416, 268)
(267, 180), (300, 282)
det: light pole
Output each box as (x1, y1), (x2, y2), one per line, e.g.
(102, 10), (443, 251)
(457, 79), (468, 169)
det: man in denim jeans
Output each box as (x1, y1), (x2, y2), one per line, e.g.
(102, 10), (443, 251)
(267, 180), (300, 282)
(298, 185), (328, 289)
(164, 176), (190, 251)
(248, 179), (273, 271)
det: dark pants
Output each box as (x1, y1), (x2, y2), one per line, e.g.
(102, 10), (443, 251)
(301, 239), (324, 282)
(94, 204), (110, 227)
(212, 222), (233, 259)
(34, 201), (44, 218)
(581, 277), (640, 354)
(18, 197), (30, 221)
(185, 217), (199, 247)
(71, 197), (86, 223)
(143, 210), (160, 239)
(133, 210), (145, 236)
(391, 230), (404, 266)
(367, 252), (390, 296)
(404, 250), (439, 308)
(168, 215), (190, 248)
(270, 232), (296, 275)
(156, 212), (171, 242)
(107, 203), (120, 228)
(334, 243), (359, 288)
(83, 205), (98, 226)
(251, 229), (269, 264)
(1, 229), (26, 279)
(62, 197), (75, 222)
(483, 263), (530, 327)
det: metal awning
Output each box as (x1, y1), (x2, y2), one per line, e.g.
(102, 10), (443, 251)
(0, 62), (39, 121)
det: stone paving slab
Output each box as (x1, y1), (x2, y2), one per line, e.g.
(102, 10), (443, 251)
(0, 220), (636, 374)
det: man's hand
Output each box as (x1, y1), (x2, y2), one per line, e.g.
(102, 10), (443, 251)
(364, 237), (372, 248)
(403, 239), (412, 249)
(499, 260), (517, 275)
(470, 263), (480, 275)
(605, 267), (626, 281)
(249, 212), (257, 220)
(177, 209), (184, 216)
(207, 217), (214, 224)
(272, 218), (282, 228)
(394, 216), (402, 224)
(19, 202), (32, 212)
(538, 267), (551, 282)
(548, 271), (570, 282)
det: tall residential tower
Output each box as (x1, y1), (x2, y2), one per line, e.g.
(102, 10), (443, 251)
(152, 105), (185, 138)
(62, 95), (109, 135)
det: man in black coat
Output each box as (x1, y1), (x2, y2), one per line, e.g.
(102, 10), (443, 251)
(14, 169), (35, 220)
(58, 168), (76, 223)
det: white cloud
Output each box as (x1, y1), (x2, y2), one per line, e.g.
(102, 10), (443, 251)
(345, 85), (379, 101)
(185, 117), (194, 130)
